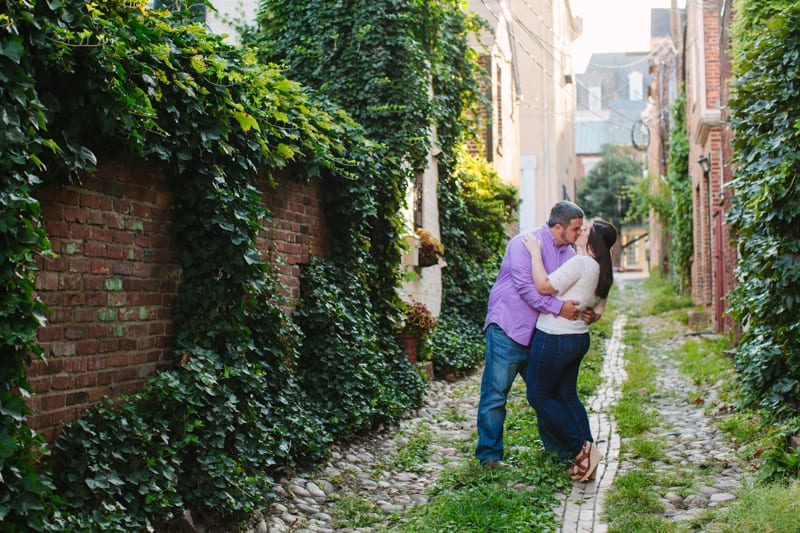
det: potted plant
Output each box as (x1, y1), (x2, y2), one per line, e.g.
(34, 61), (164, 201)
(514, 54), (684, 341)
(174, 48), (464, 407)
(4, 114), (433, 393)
(415, 228), (444, 267)
(397, 300), (438, 364)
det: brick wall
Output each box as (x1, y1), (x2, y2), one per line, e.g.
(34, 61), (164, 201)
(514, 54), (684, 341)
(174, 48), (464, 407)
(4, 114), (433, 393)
(29, 163), (324, 442)
(257, 174), (326, 306)
(687, 0), (722, 313)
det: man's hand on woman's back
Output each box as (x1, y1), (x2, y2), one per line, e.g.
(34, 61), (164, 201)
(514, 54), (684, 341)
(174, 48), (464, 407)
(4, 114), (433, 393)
(558, 300), (581, 320)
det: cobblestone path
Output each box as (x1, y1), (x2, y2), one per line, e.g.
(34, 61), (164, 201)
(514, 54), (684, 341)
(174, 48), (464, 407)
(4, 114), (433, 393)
(224, 274), (748, 533)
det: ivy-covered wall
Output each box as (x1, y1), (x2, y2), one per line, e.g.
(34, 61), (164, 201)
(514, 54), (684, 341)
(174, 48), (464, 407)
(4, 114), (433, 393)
(27, 162), (326, 444)
(1, 0), (427, 528)
(30, 165), (179, 444)
(728, 0), (800, 415)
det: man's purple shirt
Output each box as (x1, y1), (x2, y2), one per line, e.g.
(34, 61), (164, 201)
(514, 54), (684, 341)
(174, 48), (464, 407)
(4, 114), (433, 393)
(483, 224), (576, 346)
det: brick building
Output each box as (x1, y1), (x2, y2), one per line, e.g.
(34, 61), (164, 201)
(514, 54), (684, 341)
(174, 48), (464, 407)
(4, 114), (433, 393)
(684, 0), (737, 330)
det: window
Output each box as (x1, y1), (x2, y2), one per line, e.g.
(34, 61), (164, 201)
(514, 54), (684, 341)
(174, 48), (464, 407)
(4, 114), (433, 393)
(588, 86), (602, 112)
(413, 173), (424, 229)
(628, 71), (643, 101)
(623, 238), (638, 266)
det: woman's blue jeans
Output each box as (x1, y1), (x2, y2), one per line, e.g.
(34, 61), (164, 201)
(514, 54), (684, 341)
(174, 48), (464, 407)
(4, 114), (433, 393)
(475, 324), (569, 463)
(526, 330), (592, 458)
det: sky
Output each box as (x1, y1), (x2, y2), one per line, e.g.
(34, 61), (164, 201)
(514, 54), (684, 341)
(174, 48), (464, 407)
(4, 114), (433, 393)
(570, 0), (685, 73)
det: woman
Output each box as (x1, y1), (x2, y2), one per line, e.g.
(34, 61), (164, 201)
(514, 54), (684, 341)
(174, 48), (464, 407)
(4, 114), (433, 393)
(523, 218), (617, 482)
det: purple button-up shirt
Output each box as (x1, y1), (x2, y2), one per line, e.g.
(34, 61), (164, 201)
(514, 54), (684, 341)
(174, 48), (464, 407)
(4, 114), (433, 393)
(483, 224), (576, 346)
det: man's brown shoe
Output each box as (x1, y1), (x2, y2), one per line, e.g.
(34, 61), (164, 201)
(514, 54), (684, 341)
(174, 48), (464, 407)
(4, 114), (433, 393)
(481, 459), (509, 469)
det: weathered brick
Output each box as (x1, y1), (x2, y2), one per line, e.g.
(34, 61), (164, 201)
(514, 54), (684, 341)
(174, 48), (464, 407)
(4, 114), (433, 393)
(62, 293), (85, 308)
(91, 260), (113, 275)
(87, 210), (105, 226)
(109, 353), (129, 367)
(106, 245), (128, 260)
(30, 167), (323, 442)
(50, 342), (76, 357)
(107, 293), (127, 307)
(63, 207), (86, 224)
(66, 391), (89, 406)
(86, 356), (108, 371)
(65, 326), (88, 340)
(75, 373), (97, 388)
(45, 220), (69, 238)
(104, 278), (123, 291)
(75, 340), (99, 356)
(41, 394), (67, 411)
(35, 272), (59, 291)
(83, 242), (106, 257)
(52, 375), (74, 390)
(62, 358), (87, 373)
(28, 377), (52, 394)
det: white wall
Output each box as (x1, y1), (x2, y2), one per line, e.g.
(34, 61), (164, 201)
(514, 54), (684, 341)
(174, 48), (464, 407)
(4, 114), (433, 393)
(205, 0), (257, 43)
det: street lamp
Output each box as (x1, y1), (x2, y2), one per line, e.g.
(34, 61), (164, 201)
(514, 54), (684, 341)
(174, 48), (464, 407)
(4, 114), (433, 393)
(698, 154), (711, 176)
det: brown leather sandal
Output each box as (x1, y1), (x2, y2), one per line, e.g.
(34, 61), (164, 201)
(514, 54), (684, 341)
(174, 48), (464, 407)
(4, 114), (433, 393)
(568, 441), (602, 482)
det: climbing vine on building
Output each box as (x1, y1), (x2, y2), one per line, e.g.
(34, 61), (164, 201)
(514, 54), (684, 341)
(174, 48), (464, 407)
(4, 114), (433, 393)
(728, 1), (800, 417)
(0, 0), (486, 528)
(245, 1), (492, 388)
(666, 90), (693, 291)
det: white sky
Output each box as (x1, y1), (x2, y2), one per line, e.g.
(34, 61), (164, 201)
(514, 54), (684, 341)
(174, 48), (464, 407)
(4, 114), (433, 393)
(570, 0), (685, 73)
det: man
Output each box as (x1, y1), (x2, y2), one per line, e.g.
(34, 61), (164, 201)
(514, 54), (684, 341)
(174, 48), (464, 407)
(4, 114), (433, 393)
(475, 200), (598, 468)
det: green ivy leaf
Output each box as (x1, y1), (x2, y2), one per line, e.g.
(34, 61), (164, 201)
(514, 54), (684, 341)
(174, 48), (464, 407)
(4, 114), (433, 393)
(233, 111), (260, 133)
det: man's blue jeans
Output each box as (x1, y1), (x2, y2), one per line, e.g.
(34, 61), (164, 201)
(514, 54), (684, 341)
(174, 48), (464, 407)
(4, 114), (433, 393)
(475, 324), (569, 463)
(526, 330), (592, 458)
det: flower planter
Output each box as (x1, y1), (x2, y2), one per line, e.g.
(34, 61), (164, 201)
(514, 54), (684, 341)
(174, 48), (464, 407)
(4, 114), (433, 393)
(417, 253), (439, 268)
(415, 228), (443, 268)
(397, 332), (418, 363)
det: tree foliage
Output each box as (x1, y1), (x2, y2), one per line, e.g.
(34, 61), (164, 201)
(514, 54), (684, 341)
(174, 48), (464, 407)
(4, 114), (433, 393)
(439, 148), (519, 324)
(433, 149), (519, 376)
(577, 144), (642, 232)
(728, 2), (800, 417)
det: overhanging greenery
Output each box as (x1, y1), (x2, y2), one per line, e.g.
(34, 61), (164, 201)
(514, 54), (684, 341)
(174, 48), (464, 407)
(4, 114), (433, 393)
(0, 0), (473, 528)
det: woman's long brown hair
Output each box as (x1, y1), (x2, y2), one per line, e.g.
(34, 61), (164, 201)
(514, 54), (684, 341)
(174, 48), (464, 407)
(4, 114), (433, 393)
(587, 219), (618, 299)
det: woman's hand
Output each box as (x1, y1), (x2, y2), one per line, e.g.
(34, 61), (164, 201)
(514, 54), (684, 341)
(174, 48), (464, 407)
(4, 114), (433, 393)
(523, 234), (541, 254)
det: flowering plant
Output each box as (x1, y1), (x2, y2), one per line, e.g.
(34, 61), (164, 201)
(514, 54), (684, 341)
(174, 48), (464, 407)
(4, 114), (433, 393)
(400, 300), (438, 341)
(415, 228), (444, 267)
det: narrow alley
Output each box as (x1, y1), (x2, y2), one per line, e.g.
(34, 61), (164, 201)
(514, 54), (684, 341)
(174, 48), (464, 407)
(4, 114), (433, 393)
(247, 273), (747, 533)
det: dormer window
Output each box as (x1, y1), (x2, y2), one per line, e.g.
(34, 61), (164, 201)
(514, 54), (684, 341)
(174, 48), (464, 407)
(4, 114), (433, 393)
(588, 86), (602, 112)
(628, 71), (643, 101)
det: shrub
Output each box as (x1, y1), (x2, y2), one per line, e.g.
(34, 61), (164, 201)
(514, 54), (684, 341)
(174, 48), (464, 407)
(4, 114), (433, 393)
(431, 311), (485, 377)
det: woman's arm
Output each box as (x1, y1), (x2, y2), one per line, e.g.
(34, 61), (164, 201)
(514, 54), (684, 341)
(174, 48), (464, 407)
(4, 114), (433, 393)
(522, 235), (557, 294)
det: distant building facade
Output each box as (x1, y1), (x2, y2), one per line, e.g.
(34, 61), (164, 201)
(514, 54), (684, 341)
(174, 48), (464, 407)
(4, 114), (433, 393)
(574, 51), (650, 272)
(469, 0), (580, 232)
(575, 52), (651, 184)
(646, 6), (683, 275)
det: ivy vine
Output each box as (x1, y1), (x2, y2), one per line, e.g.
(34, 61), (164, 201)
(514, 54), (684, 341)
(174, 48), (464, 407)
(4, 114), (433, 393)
(0, 0), (470, 528)
(0, 0), (513, 528)
(728, 1), (800, 417)
(666, 90), (692, 291)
